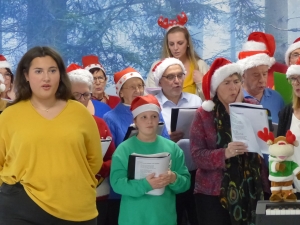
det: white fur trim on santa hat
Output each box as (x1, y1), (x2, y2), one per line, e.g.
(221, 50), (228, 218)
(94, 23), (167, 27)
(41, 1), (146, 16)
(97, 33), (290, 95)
(242, 41), (266, 51)
(132, 103), (161, 118)
(153, 58), (187, 86)
(202, 100), (215, 112)
(84, 63), (105, 73)
(115, 72), (143, 96)
(67, 69), (94, 90)
(210, 63), (242, 97)
(286, 65), (300, 78)
(237, 53), (275, 73)
(285, 41), (300, 65)
(0, 61), (11, 70)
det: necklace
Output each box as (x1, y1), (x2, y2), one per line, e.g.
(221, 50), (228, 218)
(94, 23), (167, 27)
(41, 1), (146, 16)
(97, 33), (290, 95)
(30, 100), (55, 112)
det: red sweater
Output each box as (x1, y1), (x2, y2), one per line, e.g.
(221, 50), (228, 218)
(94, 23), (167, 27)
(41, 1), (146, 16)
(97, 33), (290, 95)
(106, 95), (120, 109)
(92, 115), (116, 200)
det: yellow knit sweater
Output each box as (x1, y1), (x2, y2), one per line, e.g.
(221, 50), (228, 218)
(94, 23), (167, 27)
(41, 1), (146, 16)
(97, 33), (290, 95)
(0, 100), (103, 221)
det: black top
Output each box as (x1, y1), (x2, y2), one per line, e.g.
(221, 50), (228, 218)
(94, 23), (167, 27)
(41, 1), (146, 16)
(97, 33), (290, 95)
(277, 103), (293, 137)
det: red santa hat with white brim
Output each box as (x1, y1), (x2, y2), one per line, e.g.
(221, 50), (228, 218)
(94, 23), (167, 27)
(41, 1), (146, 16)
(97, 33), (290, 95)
(0, 74), (6, 92)
(285, 37), (300, 66)
(66, 63), (93, 87)
(114, 67), (143, 96)
(152, 57), (186, 86)
(202, 57), (242, 112)
(130, 94), (161, 118)
(0, 55), (11, 70)
(286, 57), (300, 78)
(82, 55), (106, 75)
(237, 32), (275, 72)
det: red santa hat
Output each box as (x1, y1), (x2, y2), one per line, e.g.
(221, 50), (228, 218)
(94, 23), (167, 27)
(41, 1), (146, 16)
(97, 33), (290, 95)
(130, 94), (161, 118)
(237, 31), (275, 72)
(0, 74), (6, 92)
(0, 55), (11, 70)
(157, 12), (188, 31)
(114, 67), (143, 96)
(286, 57), (300, 78)
(152, 58), (186, 86)
(285, 37), (300, 65)
(202, 57), (242, 112)
(66, 63), (93, 87)
(82, 55), (106, 75)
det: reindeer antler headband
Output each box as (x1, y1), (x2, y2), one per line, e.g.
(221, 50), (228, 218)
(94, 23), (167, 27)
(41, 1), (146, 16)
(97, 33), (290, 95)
(157, 12), (188, 31)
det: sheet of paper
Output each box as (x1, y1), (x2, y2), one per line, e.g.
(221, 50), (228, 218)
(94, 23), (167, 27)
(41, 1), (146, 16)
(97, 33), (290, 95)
(230, 112), (262, 157)
(145, 87), (161, 95)
(175, 108), (197, 139)
(134, 154), (170, 196)
(229, 105), (269, 155)
(101, 140), (111, 157)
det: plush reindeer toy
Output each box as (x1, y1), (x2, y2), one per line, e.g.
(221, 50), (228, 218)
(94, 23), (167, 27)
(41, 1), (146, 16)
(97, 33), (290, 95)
(258, 128), (300, 202)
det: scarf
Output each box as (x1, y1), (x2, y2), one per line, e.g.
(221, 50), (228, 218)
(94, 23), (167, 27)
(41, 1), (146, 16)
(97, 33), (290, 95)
(213, 95), (264, 225)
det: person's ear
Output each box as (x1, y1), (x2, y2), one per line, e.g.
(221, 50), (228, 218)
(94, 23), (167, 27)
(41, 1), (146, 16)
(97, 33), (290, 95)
(119, 90), (124, 98)
(24, 71), (29, 82)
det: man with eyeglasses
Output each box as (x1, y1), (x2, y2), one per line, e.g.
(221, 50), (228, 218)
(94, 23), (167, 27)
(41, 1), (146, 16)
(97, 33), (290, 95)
(153, 57), (202, 225)
(285, 37), (300, 66)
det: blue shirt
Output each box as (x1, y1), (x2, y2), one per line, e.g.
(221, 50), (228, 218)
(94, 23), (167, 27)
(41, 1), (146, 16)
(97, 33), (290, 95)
(243, 88), (284, 123)
(92, 99), (111, 118)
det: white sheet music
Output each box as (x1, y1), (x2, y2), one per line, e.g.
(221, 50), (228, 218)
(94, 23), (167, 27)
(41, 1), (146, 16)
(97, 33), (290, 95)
(229, 103), (269, 156)
(101, 139), (111, 157)
(176, 108), (197, 139)
(133, 153), (170, 196)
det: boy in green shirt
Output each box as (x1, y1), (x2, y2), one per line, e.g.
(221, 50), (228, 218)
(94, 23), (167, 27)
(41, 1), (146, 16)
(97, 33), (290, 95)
(110, 95), (190, 225)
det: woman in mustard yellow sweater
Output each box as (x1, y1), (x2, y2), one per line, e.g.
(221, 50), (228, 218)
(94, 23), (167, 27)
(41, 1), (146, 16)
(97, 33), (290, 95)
(0, 46), (103, 225)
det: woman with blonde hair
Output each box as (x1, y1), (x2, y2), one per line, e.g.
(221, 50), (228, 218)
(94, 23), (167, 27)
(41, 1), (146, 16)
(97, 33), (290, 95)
(145, 12), (209, 99)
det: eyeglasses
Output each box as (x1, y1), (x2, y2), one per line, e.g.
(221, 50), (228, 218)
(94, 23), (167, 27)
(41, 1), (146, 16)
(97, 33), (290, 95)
(122, 84), (145, 91)
(291, 53), (300, 59)
(93, 76), (106, 83)
(288, 77), (300, 85)
(73, 92), (92, 100)
(162, 72), (185, 81)
(0, 72), (12, 80)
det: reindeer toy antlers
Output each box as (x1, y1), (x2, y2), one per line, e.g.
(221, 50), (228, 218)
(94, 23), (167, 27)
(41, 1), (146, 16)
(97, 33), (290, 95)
(157, 12), (188, 30)
(257, 127), (298, 147)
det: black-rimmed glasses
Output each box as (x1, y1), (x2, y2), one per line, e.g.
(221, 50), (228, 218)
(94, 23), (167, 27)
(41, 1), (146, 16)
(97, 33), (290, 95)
(73, 92), (92, 100)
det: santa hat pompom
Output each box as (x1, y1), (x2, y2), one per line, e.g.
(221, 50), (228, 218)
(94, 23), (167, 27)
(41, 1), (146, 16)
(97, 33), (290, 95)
(202, 100), (215, 112)
(0, 74), (6, 92)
